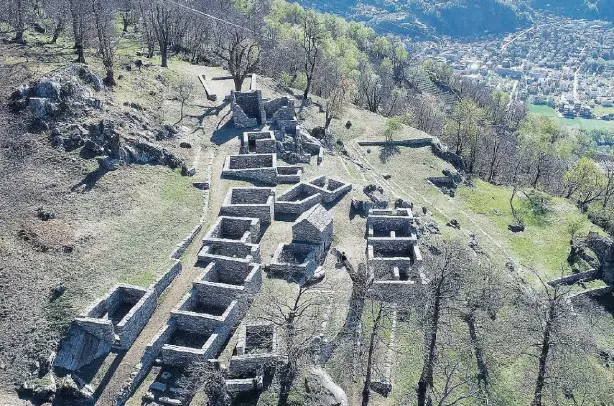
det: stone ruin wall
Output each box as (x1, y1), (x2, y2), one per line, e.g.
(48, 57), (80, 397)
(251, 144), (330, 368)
(275, 183), (322, 215)
(241, 131), (277, 155)
(303, 176), (352, 204)
(227, 154), (275, 170)
(270, 243), (320, 280)
(231, 90), (266, 128)
(115, 290), (157, 349)
(197, 262), (263, 294)
(74, 285), (157, 350)
(204, 216), (260, 244)
(369, 237), (416, 253)
(292, 219), (333, 250)
(220, 188), (275, 225)
(223, 154), (278, 185)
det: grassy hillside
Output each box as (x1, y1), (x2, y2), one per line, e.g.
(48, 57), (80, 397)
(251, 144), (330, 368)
(0, 29), (206, 389)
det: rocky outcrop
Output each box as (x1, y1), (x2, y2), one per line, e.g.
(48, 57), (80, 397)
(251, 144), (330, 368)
(585, 231), (614, 283)
(363, 184), (389, 208)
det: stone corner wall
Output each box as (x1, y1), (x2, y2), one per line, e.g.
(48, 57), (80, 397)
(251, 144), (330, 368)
(150, 260), (182, 297)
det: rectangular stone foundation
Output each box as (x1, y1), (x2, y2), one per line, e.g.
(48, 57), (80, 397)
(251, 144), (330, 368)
(198, 243), (261, 275)
(220, 187), (275, 224)
(277, 166), (303, 184)
(302, 176), (352, 203)
(241, 131), (276, 154)
(269, 242), (320, 283)
(203, 216), (261, 245)
(222, 154), (277, 185)
(275, 183), (322, 215)
(194, 261), (262, 301)
(75, 284), (156, 349)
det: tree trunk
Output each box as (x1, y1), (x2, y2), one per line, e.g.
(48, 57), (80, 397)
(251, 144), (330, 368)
(531, 308), (552, 406)
(361, 306), (384, 406)
(464, 313), (489, 387)
(75, 43), (85, 63)
(122, 13), (129, 32)
(104, 69), (115, 86)
(303, 75), (312, 101)
(14, 0), (25, 42)
(160, 45), (168, 67)
(324, 115), (332, 130)
(417, 290), (442, 406)
(277, 361), (296, 406)
(50, 18), (64, 44)
(533, 159), (543, 188)
(233, 75), (244, 91)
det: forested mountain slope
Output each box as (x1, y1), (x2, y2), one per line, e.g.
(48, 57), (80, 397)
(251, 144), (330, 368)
(294, 0), (612, 37)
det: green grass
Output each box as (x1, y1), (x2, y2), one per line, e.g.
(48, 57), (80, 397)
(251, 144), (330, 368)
(529, 104), (614, 131)
(529, 104), (557, 115)
(593, 106), (614, 116)
(458, 180), (599, 281)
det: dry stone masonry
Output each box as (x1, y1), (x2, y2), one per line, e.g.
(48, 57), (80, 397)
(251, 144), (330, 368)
(240, 131), (277, 154)
(55, 285), (156, 371)
(275, 176), (352, 215)
(366, 208), (426, 303)
(225, 323), (279, 394)
(222, 153), (278, 185)
(220, 187), (275, 225)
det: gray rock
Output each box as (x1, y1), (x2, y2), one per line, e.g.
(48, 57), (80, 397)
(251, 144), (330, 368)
(149, 381), (167, 392)
(28, 98), (52, 119)
(35, 79), (62, 100)
(159, 397), (182, 405)
(22, 372), (56, 400)
(99, 157), (120, 171)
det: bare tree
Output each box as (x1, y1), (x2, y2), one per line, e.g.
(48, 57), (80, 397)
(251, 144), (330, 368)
(301, 10), (325, 101)
(69, 0), (89, 63)
(416, 239), (472, 406)
(214, 29), (261, 91)
(258, 284), (327, 406)
(136, 0), (155, 58)
(457, 262), (503, 400)
(324, 78), (352, 130)
(177, 361), (231, 406)
(150, 4), (173, 67)
(47, 0), (69, 44)
(91, 0), (115, 85)
(174, 79), (195, 124)
(516, 275), (591, 406)
(10, 0), (27, 43)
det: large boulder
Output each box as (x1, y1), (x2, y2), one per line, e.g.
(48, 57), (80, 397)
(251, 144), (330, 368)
(363, 184), (389, 208)
(22, 372), (57, 402)
(585, 231), (614, 282)
(34, 79), (62, 100)
(28, 98), (58, 120)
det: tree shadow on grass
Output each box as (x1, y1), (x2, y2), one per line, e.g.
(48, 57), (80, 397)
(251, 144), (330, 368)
(70, 167), (108, 192)
(210, 120), (248, 146)
(379, 143), (400, 163)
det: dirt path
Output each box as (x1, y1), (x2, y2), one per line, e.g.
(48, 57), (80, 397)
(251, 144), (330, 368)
(95, 148), (217, 406)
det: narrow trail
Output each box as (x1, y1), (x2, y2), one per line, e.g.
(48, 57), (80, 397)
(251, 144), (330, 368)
(95, 149), (216, 406)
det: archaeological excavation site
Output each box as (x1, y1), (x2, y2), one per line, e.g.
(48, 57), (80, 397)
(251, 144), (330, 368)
(6, 2), (614, 405)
